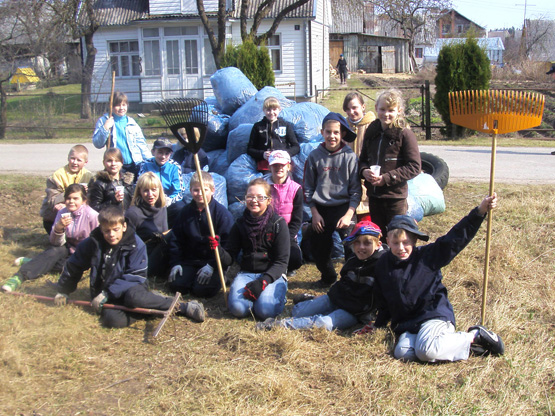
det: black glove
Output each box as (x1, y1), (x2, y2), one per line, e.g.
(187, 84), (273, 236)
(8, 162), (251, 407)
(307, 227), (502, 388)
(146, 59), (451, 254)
(243, 279), (268, 301)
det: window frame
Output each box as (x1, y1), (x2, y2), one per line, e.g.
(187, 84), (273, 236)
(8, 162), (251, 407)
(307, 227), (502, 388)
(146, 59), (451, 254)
(108, 40), (140, 78)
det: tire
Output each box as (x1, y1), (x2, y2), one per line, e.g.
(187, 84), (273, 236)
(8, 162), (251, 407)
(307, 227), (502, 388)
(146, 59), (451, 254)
(420, 152), (449, 189)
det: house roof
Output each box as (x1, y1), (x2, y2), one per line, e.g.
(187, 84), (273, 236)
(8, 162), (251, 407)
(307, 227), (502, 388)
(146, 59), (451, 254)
(437, 9), (485, 30)
(91, 0), (316, 27)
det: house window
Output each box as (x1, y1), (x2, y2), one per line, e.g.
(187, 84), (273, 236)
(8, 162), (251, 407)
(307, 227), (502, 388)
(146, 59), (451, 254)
(166, 40), (180, 75)
(204, 38), (217, 75)
(442, 24), (451, 34)
(164, 26), (199, 36)
(415, 48), (423, 58)
(267, 34), (281, 72)
(457, 24), (464, 33)
(109, 41), (140, 77)
(144, 40), (161, 76)
(184, 40), (199, 74)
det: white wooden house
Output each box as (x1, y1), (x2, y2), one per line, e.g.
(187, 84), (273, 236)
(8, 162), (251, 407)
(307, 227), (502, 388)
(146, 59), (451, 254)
(88, 0), (330, 104)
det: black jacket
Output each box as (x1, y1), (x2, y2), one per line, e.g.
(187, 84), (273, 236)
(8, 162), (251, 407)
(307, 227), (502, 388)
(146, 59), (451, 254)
(57, 225), (148, 300)
(125, 201), (168, 253)
(327, 247), (385, 316)
(359, 119), (421, 199)
(87, 171), (134, 212)
(247, 117), (300, 162)
(373, 207), (487, 335)
(220, 210), (290, 283)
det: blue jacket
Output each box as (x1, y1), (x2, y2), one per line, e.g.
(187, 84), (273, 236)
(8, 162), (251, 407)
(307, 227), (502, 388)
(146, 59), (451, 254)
(374, 207), (486, 335)
(93, 114), (150, 165)
(138, 158), (184, 206)
(57, 226), (148, 300)
(169, 198), (234, 268)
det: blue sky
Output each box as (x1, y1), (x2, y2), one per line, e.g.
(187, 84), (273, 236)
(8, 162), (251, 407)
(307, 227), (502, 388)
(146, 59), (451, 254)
(451, 0), (554, 30)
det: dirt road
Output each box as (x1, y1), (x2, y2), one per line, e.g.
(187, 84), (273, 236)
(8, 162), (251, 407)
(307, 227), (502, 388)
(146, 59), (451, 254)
(0, 143), (552, 184)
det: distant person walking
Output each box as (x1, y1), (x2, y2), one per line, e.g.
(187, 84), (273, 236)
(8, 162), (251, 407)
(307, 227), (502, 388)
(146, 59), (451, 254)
(336, 54), (348, 85)
(547, 63), (555, 155)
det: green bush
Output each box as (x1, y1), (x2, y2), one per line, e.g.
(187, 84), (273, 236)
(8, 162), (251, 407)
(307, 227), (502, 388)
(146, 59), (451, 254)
(221, 40), (275, 89)
(434, 37), (491, 137)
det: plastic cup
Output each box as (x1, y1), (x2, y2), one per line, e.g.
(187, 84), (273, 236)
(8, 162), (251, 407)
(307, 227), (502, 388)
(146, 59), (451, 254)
(370, 165), (381, 175)
(115, 185), (124, 194)
(61, 212), (72, 219)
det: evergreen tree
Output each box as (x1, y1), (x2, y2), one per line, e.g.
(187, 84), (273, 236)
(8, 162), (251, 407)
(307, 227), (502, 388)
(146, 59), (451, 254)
(434, 37), (491, 137)
(222, 40), (275, 90)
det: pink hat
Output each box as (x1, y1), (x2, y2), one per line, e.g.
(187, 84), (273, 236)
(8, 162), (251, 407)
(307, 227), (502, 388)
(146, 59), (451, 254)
(268, 150), (291, 165)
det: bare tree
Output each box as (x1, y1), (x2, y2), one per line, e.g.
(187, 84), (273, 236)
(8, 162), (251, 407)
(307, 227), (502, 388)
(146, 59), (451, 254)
(370, 0), (450, 71)
(46, 0), (98, 120)
(197, 0), (311, 69)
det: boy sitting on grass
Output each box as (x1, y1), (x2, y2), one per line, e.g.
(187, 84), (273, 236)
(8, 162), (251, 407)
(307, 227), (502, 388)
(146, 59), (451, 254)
(358, 194), (505, 362)
(39, 144), (94, 234)
(53, 206), (205, 328)
(256, 221), (386, 331)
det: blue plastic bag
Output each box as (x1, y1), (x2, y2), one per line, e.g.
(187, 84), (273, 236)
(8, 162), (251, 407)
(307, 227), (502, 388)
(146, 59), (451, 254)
(225, 154), (263, 203)
(407, 173), (446, 217)
(280, 102), (330, 143)
(206, 149), (230, 176)
(228, 201), (246, 221)
(227, 123), (254, 164)
(210, 67), (257, 115)
(202, 105), (230, 152)
(181, 171), (229, 208)
(228, 86), (295, 131)
(291, 141), (322, 185)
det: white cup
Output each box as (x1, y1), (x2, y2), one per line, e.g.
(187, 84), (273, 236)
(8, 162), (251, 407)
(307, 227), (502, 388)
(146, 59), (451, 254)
(61, 212), (72, 219)
(115, 185), (124, 194)
(370, 165), (381, 175)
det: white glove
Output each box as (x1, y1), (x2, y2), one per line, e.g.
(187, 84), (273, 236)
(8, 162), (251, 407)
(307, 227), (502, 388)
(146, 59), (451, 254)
(91, 291), (108, 314)
(196, 264), (214, 285)
(54, 293), (68, 306)
(169, 265), (182, 283)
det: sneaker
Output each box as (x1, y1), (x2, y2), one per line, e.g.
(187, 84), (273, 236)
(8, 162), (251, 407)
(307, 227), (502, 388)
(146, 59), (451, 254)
(468, 325), (505, 356)
(292, 293), (314, 305)
(286, 270), (297, 278)
(1, 275), (22, 293)
(13, 257), (30, 267)
(255, 318), (278, 331)
(179, 300), (205, 322)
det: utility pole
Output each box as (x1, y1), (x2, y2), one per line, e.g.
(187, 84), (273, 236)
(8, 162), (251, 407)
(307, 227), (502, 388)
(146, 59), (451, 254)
(516, 0), (536, 58)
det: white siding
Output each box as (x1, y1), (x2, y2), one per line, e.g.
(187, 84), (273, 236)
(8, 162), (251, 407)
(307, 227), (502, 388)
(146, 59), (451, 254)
(91, 27), (142, 104)
(149, 0), (181, 15)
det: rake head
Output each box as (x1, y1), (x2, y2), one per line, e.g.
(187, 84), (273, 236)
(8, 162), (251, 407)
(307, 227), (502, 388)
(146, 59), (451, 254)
(448, 90), (545, 134)
(155, 98), (209, 153)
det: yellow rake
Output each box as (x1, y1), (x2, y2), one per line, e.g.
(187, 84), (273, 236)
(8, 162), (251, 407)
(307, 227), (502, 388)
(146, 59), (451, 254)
(449, 89), (545, 324)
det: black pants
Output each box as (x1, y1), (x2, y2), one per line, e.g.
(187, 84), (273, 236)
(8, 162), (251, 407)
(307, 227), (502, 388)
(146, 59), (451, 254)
(19, 245), (69, 281)
(339, 69), (348, 83)
(289, 239), (303, 272)
(100, 284), (175, 328)
(146, 240), (170, 278)
(169, 264), (221, 298)
(369, 197), (407, 242)
(309, 203), (354, 283)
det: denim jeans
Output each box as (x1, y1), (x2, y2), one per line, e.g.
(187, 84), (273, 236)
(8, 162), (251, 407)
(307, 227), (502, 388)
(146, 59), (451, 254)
(394, 319), (474, 362)
(228, 272), (288, 320)
(277, 294), (358, 331)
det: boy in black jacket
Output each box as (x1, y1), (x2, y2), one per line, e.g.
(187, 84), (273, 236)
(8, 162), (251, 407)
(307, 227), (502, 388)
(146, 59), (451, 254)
(257, 221), (385, 331)
(358, 194), (505, 362)
(53, 206), (205, 328)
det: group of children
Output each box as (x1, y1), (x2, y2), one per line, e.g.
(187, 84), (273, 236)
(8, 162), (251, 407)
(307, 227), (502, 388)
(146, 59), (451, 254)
(1, 89), (504, 363)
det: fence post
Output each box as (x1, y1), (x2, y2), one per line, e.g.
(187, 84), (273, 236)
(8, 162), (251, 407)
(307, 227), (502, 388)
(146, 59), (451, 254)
(425, 80), (431, 141)
(314, 85), (319, 103)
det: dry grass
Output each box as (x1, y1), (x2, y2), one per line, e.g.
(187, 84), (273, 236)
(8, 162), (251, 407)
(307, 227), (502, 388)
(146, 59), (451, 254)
(1, 175), (554, 415)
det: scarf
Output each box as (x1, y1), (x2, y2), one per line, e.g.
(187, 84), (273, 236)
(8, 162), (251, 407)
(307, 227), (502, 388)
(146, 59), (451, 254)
(243, 205), (274, 250)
